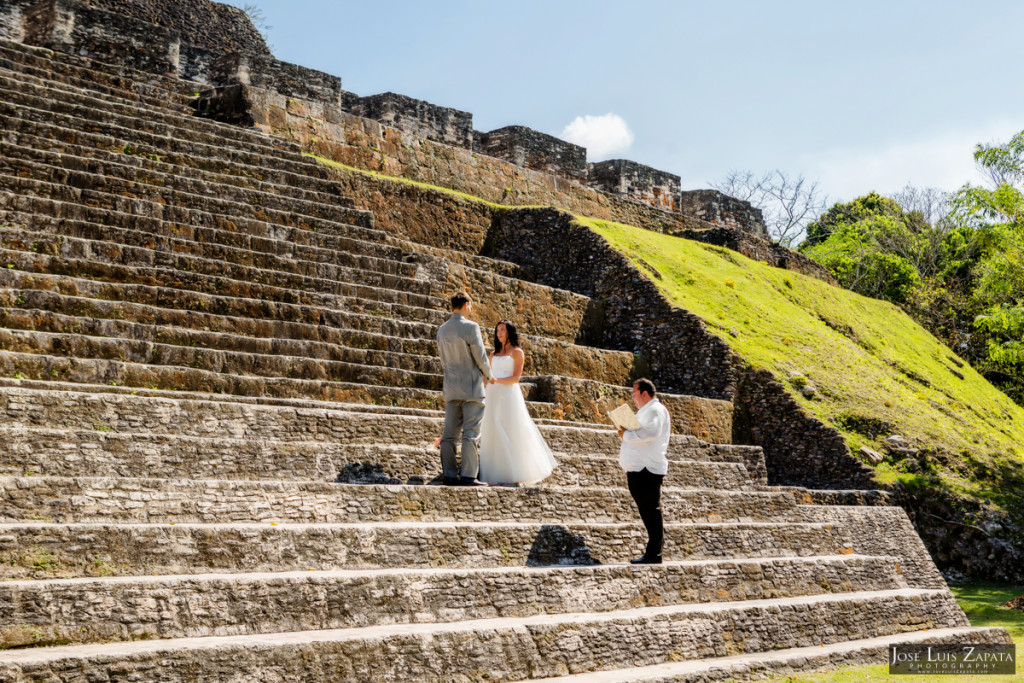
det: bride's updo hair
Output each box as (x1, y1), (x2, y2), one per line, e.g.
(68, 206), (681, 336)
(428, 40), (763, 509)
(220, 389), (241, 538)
(493, 319), (520, 353)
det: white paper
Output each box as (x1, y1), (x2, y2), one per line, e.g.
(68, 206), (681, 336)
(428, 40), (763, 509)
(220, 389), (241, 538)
(608, 403), (643, 431)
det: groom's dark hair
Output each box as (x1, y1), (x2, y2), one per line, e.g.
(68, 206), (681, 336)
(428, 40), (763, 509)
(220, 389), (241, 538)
(450, 292), (471, 310)
(633, 378), (656, 397)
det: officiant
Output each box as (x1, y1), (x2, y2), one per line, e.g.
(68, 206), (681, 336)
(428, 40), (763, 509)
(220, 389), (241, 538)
(616, 378), (671, 565)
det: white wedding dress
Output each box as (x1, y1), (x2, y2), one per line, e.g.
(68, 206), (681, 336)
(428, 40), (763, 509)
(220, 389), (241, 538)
(479, 354), (557, 485)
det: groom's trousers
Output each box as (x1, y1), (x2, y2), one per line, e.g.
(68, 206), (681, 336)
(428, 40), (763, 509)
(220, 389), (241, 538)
(626, 468), (665, 560)
(440, 399), (485, 479)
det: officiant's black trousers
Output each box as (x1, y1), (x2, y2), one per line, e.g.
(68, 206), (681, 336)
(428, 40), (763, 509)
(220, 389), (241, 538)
(626, 468), (664, 560)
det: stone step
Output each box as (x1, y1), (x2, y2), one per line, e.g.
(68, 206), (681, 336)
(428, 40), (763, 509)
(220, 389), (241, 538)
(0, 242), (444, 324)
(0, 289), (634, 385)
(0, 555), (908, 648)
(0, 56), (194, 115)
(0, 224), (432, 301)
(0, 384), (749, 464)
(0, 68), (314, 160)
(0, 83), (354, 191)
(0, 183), (383, 286)
(0, 520), (851, 578)
(0, 429), (754, 490)
(2, 120), (364, 216)
(0, 151), (375, 240)
(0, 136), (372, 231)
(0, 101), (366, 203)
(526, 627), (1013, 683)
(0, 308), (443, 375)
(0, 185), (398, 262)
(0, 39), (196, 104)
(0, 295), (434, 357)
(0, 349), (454, 411)
(0, 590), (966, 681)
(796, 505), (949, 591)
(2, 124), (367, 220)
(0, 477), (797, 525)
(0, 328), (445, 391)
(0, 199), (411, 280)
(334, 446), (757, 490)
(0, 274), (439, 347)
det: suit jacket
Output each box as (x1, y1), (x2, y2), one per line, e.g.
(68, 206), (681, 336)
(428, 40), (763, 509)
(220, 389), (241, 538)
(437, 313), (494, 401)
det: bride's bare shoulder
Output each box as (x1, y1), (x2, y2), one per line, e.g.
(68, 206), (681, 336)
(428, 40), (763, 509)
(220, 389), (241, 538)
(511, 346), (525, 358)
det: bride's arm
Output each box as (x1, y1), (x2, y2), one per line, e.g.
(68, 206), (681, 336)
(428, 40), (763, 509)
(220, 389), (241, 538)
(495, 348), (526, 385)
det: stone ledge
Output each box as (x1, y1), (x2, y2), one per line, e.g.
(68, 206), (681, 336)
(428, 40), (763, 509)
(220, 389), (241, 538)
(0, 590), (963, 681)
(0, 477), (799, 525)
(0, 521), (851, 578)
(0, 556), (908, 647)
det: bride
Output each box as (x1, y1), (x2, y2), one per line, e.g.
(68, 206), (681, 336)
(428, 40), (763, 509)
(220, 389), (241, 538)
(478, 320), (557, 486)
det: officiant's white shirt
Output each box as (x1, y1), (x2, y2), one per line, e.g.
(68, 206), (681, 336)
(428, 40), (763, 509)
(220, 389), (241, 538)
(618, 398), (671, 475)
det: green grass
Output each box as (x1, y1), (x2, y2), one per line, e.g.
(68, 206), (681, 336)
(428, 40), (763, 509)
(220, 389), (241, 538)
(302, 152), (1024, 514)
(582, 217), (1024, 512)
(754, 583), (1024, 682)
(304, 153), (545, 211)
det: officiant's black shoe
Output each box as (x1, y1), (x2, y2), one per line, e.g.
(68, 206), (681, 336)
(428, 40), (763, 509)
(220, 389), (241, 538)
(630, 555), (663, 565)
(442, 477), (460, 486)
(459, 477), (487, 487)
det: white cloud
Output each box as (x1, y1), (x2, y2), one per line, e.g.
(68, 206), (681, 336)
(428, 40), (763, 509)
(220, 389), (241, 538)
(803, 120), (1022, 202)
(560, 113), (634, 159)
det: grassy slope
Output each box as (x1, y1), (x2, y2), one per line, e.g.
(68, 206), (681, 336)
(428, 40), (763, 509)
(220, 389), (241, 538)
(755, 583), (1024, 682)
(581, 217), (1024, 508)
(303, 154), (1024, 510)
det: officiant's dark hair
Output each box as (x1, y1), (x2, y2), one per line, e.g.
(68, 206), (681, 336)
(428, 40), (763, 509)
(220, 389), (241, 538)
(493, 319), (520, 353)
(450, 292), (471, 310)
(633, 378), (656, 397)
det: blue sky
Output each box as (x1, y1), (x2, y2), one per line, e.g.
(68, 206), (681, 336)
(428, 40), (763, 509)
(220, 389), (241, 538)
(229, 0), (1024, 204)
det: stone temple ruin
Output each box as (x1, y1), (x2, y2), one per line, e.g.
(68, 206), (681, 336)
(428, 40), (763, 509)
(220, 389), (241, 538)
(0, 0), (1012, 680)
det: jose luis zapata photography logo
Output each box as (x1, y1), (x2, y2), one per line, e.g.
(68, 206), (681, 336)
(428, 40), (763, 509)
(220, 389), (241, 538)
(889, 643), (1016, 675)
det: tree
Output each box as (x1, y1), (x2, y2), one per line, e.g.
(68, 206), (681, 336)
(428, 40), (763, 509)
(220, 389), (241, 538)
(949, 130), (1024, 230)
(890, 184), (951, 225)
(711, 170), (827, 247)
(242, 3), (274, 49)
(946, 129), (1024, 403)
(800, 208), (921, 303)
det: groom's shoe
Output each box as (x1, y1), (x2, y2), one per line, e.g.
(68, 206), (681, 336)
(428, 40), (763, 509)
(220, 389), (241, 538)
(629, 555), (663, 565)
(442, 477), (460, 486)
(459, 477), (487, 487)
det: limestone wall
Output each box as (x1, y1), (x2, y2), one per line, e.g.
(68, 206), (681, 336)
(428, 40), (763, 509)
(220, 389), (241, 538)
(350, 92), (473, 148)
(24, 0), (180, 77)
(589, 159), (681, 212)
(79, 0), (269, 56)
(0, 0), (34, 41)
(196, 84), (834, 283)
(476, 126), (587, 180)
(678, 189), (769, 240)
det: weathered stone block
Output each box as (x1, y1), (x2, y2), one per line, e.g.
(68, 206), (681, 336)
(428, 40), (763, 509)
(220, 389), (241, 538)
(588, 158), (681, 212)
(350, 92), (473, 148)
(477, 125), (587, 180)
(678, 189), (769, 240)
(78, 0), (270, 56)
(207, 52), (342, 106)
(23, 0), (180, 77)
(0, 0), (35, 41)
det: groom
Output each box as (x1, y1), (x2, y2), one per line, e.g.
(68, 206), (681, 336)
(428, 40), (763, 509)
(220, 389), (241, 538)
(436, 292), (493, 486)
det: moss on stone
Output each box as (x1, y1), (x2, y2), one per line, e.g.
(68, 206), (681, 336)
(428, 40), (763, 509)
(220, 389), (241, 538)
(581, 216), (1024, 513)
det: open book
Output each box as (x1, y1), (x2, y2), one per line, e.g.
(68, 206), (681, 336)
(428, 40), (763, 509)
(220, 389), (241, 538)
(607, 403), (643, 431)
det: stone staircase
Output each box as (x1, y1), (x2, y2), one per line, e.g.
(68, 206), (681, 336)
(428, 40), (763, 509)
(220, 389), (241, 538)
(0, 39), (1009, 681)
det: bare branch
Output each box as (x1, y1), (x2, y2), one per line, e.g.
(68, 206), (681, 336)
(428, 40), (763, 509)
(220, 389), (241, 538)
(712, 169), (827, 247)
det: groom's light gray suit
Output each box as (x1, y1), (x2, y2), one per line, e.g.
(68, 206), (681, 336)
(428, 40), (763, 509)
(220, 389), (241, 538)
(437, 313), (494, 480)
